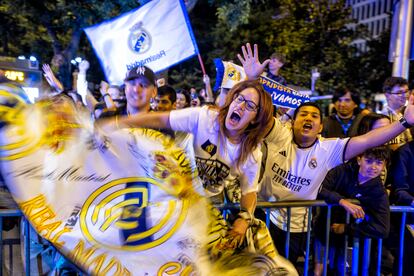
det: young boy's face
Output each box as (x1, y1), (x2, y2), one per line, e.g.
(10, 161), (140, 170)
(357, 155), (385, 181)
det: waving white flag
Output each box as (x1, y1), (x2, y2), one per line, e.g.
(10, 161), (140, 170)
(85, 0), (199, 85)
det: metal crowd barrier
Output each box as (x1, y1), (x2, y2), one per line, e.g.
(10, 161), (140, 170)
(217, 201), (414, 276)
(0, 203), (413, 276)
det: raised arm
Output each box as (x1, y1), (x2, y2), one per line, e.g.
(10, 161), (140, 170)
(202, 74), (215, 104)
(118, 112), (171, 130)
(42, 64), (64, 93)
(345, 94), (414, 161)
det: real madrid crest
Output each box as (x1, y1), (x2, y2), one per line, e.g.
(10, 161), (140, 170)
(308, 157), (317, 169)
(128, 22), (152, 54)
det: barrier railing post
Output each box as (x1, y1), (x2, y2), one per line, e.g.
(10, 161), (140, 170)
(322, 205), (331, 276)
(285, 207), (291, 258)
(376, 238), (382, 276)
(352, 237), (360, 276)
(342, 212), (350, 276)
(361, 238), (371, 276)
(265, 208), (270, 227)
(24, 218), (30, 276)
(0, 217), (3, 276)
(304, 206), (312, 276)
(398, 212), (407, 276)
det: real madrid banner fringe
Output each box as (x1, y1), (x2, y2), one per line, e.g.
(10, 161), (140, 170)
(84, 0), (199, 85)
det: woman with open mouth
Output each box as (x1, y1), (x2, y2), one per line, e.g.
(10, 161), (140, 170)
(104, 79), (274, 252)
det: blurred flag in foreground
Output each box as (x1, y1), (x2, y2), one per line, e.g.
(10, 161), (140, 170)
(85, 0), (199, 85)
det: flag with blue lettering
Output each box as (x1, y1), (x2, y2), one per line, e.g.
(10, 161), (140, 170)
(84, 0), (199, 85)
(214, 59), (310, 108)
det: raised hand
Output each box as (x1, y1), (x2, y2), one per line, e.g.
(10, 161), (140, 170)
(237, 43), (270, 80)
(42, 64), (64, 92)
(404, 94), (414, 125)
(202, 74), (210, 85)
(78, 60), (90, 74)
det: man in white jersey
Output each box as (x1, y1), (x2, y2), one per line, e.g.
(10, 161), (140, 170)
(237, 43), (414, 264)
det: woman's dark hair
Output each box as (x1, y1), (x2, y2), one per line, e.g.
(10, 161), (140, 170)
(176, 89), (191, 108)
(357, 113), (390, 135)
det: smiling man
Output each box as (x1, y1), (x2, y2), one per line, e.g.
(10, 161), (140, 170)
(322, 87), (363, 138)
(238, 42), (414, 264)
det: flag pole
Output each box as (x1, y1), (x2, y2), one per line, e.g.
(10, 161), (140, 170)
(197, 53), (206, 75)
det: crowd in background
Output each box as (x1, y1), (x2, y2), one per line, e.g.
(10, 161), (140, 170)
(0, 42), (414, 276)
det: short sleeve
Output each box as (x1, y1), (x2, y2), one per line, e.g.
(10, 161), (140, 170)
(265, 117), (292, 144)
(169, 107), (203, 133)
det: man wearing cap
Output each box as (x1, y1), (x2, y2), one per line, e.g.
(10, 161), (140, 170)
(266, 52), (287, 86)
(100, 65), (157, 118)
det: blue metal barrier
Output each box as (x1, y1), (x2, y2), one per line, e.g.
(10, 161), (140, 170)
(217, 201), (414, 276)
(1, 203), (412, 275)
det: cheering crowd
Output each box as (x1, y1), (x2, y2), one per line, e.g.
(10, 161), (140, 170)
(1, 42), (414, 275)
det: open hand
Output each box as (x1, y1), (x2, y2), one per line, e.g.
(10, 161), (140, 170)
(42, 64), (64, 92)
(237, 43), (270, 80)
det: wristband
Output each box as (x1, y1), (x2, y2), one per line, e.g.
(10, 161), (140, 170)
(102, 93), (111, 98)
(399, 117), (412, 128)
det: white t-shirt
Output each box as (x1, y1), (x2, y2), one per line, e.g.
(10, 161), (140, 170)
(170, 106), (261, 202)
(259, 118), (350, 232)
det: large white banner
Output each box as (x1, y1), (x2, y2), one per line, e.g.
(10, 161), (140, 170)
(84, 0), (199, 85)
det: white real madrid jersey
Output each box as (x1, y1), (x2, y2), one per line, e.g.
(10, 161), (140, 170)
(259, 118), (350, 232)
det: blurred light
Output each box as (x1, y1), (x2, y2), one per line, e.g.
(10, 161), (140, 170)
(29, 56), (37, 61)
(17, 56), (26, 60)
(71, 60), (77, 65)
(75, 57), (82, 63)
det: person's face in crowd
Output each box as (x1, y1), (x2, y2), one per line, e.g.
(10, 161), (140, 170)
(372, 118), (391, 130)
(225, 87), (259, 138)
(190, 87), (196, 94)
(176, 93), (188, 109)
(268, 57), (284, 73)
(357, 155), (385, 183)
(385, 84), (409, 111)
(334, 92), (357, 119)
(124, 77), (156, 113)
(292, 105), (323, 147)
(155, 95), (175, 111)
(191, 96), (201, 107)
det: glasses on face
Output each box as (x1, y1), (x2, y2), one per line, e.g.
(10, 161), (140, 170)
(388, 89), (410, 96)
(233, 94), (259, 112)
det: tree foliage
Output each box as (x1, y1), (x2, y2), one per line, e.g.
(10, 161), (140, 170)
(0, 0), (402, 99)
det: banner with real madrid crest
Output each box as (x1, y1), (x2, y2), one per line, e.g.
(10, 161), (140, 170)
(0, 90), (218, 275)
(84, 0), (199, 85)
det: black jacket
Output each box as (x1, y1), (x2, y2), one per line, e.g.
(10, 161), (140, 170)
(316, 162), (390, 239)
